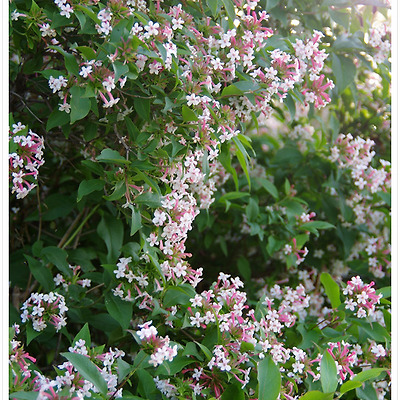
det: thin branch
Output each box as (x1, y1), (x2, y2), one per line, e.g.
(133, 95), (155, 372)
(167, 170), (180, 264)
(11, 91), (44, 124)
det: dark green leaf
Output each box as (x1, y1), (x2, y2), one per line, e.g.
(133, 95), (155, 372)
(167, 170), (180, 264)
(46, 108), (70, 131)
(70, 86), (91, 124)
(41, 246), (71, 276)
(182, 104), (198, 121)
(77, 179), (105, 202)
(134, 98), (151, 121)
(163, 285), (196, 308)
(104, 181), (126, 201)
(97, 214), (124, 264)
(221, 382), (245, 400)
(320, 272), (341, 309)
(105, 293), (133, 330)
(97, 148), (130, 165)
(24, 255), (54, 292)
(155, 355), (195, 376)
(134, 192), (162, 208)
(73, 323), (91, 347)
(130, 206), (142, 236)
(320, 350), (338, 393)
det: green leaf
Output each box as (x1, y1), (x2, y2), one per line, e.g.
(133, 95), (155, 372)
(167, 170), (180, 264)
(74, 4), (101, 24)
(134, 192), (162, 208)
(117, 358), (133, 382)
(130, 206), (142, 236)
(77, 179), (105, 202)
(221, 382), (245, 400)
(64, 53), (80, 76)
(97, 148), (130, 165)
(104, 181), (126, 201)
(61, 352), (108, 395)
(356, 382), (379, 400)
(163, 285), (196, 308)
(73, 323), (91, 347)
(97, 214), (124, 264)
(8, 392), (39, 400)
(218, 192), (250, 203)
(332, 54), (356, 94)
(237, 256), (251, 281)
(136, 369), (158, 400)
(155, 355), (196, 376)
(221, 0), (236, 22)
(320, 272), (341, 309)
(301, 221), (335, 231)
(320, 350), (338, 393)
(182, 104), (198, 121)
(265, 0), (279, 11)
(257, 356), (281, 400)
(76, 45), (97, 61)
(206, 0), (221, 17)
(246, 198), (259, 222)
(352, 368), (387, 383)
(284, 93), (296, 121)
(299, 391), (334, 400)
(339, 380), (362, 394)
(70, 86), (91, 124)
(105, 293), (133, 330)
(24, 255), (54, 292)
(41, 246), (71, 276)
(257, 178), (279, 199)
(221, 84), (243, 97)
(377, 191), (390, 206)
(46, 108), (70, 130)
(134, 98), (151, 121)
(113, 61), (129, 81)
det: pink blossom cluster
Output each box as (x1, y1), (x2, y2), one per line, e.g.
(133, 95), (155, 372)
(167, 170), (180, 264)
(367, 24), (391, 65)
(343, 276), (383, 318)
(9, 324), (37, 395)
(325, 341), (359, 383)
(53, 264), (92, 290)
(293, 30), (335, 109)
(136, 320), (178, 367)
(329, 133), (391, 194)
(282, 238), (309, 266)
(20, 292), (68, 332)
(9, 123), (45, 199)
(112, 256), (159, 309)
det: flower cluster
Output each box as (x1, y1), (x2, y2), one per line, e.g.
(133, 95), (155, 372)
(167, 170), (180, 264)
(366, 24), (391, 65)
(343, 276), (383, 318)
(20, 292), (68, 332)
(329, 133), (390, 194)
(33, 339), (125, 399)
(9, 123), (45, 199)
(53, 264), (92, 290)
(9, 324), (37, 394)
(136, 321), (178, 367)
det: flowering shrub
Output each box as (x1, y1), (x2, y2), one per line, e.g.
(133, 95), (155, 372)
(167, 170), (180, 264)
(9, 0), (391, 400)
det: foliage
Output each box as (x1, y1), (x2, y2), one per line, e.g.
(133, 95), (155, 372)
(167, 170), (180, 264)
(9, 0), (391, 399)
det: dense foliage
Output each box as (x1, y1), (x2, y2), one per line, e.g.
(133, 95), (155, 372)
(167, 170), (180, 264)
(9, 0), (391, 399)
